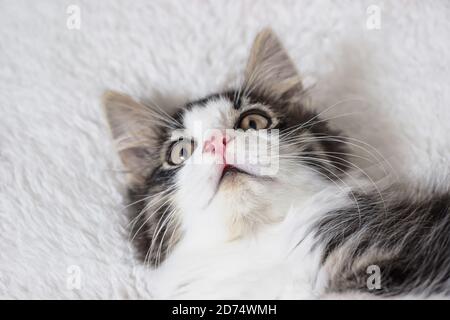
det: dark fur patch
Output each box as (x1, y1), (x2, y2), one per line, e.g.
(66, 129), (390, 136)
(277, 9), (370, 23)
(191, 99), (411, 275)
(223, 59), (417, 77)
(315, 189), (450, 296)
(184, 90), (239, 110)
(127, 165), (181, 267)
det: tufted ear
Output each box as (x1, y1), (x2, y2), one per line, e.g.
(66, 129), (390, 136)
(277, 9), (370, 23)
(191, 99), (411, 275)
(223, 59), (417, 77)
(244, 28), (303, 103)
(102, 91), (160, 185)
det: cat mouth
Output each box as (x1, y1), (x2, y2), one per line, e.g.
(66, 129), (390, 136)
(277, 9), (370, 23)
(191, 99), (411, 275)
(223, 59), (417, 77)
(219, 164), (252, 183)
(205, 164), (270, 208)
(205, 165), (252, 207)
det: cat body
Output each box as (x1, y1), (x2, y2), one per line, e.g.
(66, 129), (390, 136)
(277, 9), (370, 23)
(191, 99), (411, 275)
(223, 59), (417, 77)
(103, 29), (450, 299)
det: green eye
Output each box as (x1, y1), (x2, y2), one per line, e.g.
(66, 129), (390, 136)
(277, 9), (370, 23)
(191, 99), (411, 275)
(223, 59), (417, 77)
(238, 111), (271, 130)
(168, 139), (196, 165)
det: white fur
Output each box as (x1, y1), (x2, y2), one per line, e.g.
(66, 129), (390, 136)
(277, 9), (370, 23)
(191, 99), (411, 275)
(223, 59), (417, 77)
(151, 185), (353, 299)
(1, 0), (449, 299)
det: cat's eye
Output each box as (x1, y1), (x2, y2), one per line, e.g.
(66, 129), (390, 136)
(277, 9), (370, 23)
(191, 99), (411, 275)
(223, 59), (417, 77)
(237, 111), (271, 130)
(167, 139), (196, 166)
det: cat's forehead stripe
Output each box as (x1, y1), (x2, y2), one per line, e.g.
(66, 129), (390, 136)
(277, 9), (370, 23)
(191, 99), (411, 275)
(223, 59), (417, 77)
(171, 91), (243, 131)
(184, 91), (237, 110)
(179, 92), (237, 129)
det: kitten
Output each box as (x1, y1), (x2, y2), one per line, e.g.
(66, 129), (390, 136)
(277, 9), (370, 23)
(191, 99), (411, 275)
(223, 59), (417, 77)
(102, 29), (449, 299)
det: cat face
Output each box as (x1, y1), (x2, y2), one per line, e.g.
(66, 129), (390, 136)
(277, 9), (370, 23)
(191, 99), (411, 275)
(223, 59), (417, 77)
(103, 29), (348, 266)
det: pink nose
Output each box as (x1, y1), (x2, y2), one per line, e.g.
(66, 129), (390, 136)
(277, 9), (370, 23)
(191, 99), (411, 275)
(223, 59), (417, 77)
(203, 132), (229, 157)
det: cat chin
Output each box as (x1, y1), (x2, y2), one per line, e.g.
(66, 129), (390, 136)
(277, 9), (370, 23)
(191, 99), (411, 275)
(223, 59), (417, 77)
(203, 178), (287, 240)
(217, 167), (257, 193)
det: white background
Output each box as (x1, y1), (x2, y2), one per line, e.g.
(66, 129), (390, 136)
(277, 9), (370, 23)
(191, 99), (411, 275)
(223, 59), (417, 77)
(0, 0), (449, 298)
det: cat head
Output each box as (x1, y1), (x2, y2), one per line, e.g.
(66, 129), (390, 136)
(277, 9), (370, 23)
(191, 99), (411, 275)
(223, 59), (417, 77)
(103, 29), (348, 266)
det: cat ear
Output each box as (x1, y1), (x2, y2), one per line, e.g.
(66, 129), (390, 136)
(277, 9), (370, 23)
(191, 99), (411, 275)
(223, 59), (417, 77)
(244, 28), (302, 103)
(102, 91), (159, 185)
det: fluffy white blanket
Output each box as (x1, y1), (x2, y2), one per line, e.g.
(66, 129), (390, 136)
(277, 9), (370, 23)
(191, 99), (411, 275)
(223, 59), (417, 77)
(1, 0), (449, 299)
